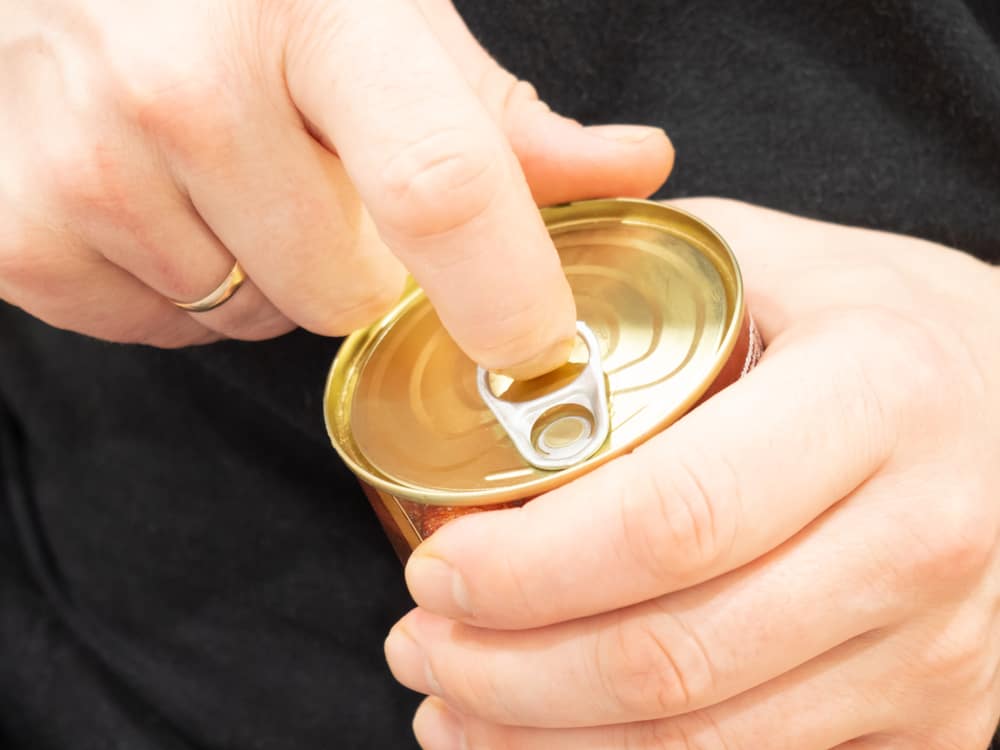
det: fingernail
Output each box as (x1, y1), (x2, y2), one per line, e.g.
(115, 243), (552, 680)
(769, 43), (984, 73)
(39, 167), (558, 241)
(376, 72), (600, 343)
(586, 124), (667, 145)
(406, 555), (474, 619)
(384, 626), (444, 695)
(491, 334), (576, 381)
(414, 699), (467, 750)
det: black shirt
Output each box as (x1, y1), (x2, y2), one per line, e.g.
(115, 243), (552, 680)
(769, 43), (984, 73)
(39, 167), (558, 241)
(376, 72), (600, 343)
(1, 1), (998, 748)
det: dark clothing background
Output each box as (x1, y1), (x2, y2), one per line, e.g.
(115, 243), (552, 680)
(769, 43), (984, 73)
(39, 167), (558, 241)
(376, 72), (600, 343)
(1, 1), (998, 748)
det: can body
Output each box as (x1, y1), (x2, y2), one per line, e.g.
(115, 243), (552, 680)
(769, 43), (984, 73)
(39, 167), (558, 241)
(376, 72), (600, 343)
(324, 199), (763, 562)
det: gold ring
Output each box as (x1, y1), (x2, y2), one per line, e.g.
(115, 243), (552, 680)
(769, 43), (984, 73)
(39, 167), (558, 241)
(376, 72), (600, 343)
(170, 261), (247, 313)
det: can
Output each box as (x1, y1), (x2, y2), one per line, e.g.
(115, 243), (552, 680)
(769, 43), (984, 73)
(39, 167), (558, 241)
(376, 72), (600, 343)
(324, 199), (763, 562)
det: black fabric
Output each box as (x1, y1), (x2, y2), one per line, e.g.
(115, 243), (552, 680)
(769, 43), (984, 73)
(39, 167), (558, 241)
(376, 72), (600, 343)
(1, 1), (998, 748)
(457, 0), (1000, 261)
(0, 331), (416, 749)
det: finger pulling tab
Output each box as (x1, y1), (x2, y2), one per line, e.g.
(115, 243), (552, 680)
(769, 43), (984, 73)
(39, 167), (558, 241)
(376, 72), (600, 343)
(477, 322), (610, 471)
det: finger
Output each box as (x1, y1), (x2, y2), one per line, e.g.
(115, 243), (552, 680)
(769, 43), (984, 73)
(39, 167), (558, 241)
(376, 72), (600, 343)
(153, 86), (408, 338)
(417, 0), (675, 205)
(286, 0), (577, 378)
(71, 184), (295, 342)
(0, 225), (215, 348)
(387, 482), (912, 727)
(0, 37), (266, 345)
(406, 311), (908, 628)
(411, 631), (897, 750)
(665, 198), (954, 341)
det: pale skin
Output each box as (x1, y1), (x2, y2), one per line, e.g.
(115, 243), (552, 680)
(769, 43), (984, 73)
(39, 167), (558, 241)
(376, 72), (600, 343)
(1, 0), (672, 378)
(394, 200), (1000, 749)
(1, 2), (998, 750)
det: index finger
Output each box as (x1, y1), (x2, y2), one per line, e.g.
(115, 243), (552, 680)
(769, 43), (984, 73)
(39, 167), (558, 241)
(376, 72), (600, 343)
(404, 313), (909, 628)
(285, 0), (576, 378)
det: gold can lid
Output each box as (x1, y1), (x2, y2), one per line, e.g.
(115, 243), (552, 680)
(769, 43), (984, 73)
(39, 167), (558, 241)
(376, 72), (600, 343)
(324, 199), (744, 506)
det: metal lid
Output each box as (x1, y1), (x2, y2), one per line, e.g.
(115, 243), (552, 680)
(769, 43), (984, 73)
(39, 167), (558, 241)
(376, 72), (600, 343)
(324, 199), (744, 506)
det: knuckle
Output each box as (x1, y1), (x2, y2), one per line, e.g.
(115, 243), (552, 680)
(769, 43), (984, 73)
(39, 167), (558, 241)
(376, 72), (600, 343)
(623, 447), (738, 583)
(376, 129), (504, 243)
(910, 610), (993, 692)
(40, 140), (129, 221)
(898, 480), (996, 592)
(862, 308), (941, 382)
(934, 486), (996, 583)
(476, 65), (544, 125)
(128, 70), (241, 163)
(146, 247), (202, 299)
(599, 610), (718, 718)
(501, 78), (543, 125)
(840, 306), (953, 423)
(803, 306), (950, 464)
(922, 632), (988, 686)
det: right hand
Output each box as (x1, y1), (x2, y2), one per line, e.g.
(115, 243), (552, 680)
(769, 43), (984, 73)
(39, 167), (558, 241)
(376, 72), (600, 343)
(0, 0), (673, 378)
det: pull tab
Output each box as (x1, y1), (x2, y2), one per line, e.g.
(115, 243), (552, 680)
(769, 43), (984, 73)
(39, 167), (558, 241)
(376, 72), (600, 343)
(477, 322), (610, 471)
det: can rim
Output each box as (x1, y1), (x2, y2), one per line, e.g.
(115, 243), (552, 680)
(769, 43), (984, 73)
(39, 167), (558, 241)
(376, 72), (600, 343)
(323, 198), (745, 506)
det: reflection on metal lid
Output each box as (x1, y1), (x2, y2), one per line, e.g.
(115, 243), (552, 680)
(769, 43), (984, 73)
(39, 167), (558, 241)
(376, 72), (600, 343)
(324, 199), (744, 506)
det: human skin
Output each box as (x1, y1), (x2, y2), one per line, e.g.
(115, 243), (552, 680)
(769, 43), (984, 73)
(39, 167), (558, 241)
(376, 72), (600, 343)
(389, 199), (1000, 749)
(0, 0), (672, 380)
(3, 1), (998, 748)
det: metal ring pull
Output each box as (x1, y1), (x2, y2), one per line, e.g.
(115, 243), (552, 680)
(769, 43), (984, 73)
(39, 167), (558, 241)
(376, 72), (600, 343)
(477, 322), (610, 471)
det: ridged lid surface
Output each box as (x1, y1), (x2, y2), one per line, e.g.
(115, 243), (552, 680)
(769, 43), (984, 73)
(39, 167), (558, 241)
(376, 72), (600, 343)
(324, 199), (743, 505)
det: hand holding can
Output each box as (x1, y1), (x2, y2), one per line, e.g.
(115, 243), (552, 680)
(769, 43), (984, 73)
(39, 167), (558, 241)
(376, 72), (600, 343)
(383, 199), (1000, 750)
(0, 0), (671, 370)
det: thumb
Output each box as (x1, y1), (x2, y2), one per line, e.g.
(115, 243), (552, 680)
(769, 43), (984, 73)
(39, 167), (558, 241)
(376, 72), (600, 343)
(418, 0), (675, 205)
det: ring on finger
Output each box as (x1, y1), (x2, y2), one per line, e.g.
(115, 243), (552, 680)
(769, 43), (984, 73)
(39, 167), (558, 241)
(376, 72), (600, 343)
(170, 260), (247, 313)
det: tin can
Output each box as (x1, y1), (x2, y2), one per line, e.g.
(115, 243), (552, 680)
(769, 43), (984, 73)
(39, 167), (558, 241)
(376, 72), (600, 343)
(324, 199), (763, 562)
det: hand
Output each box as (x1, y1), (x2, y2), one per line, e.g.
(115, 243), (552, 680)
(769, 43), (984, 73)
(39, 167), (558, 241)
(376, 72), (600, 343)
(386, 198), (1000, 749)
(0, 0), (671, 378)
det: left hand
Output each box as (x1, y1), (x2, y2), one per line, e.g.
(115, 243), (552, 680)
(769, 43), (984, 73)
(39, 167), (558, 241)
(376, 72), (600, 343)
(384, 198), (1000, 749)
